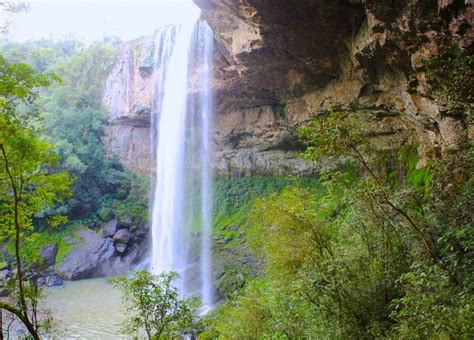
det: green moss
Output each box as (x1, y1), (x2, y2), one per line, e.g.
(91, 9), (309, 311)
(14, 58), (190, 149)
(212, 176), (320, 231)
(401, 147), (433, 193)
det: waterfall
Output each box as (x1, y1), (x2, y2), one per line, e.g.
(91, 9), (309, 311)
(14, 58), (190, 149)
(197, 20), (214, 311)
(149, 8), (214, 309)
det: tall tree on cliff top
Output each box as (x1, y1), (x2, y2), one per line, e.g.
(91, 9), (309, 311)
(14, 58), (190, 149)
(0, 55), (72, 338)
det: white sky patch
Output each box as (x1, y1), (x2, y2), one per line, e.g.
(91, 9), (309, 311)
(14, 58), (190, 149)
(3, 0), (200, 43)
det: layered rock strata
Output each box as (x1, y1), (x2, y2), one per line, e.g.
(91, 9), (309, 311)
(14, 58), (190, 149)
(103, 0), (473, 174)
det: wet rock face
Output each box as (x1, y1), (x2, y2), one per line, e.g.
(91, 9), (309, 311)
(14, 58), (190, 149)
(57, 230), (116, 280)
(102, 38), (154, 174)
(57, 223), (147, 280)
(102, 28), (320, 176)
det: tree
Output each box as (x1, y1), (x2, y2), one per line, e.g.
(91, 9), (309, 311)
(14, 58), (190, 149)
(0, 54), (57, 125)
(0, 55), (71, 339)
(38, 41), (128, 220)
(1, 40), (139, 223)
(110, 270), (200, 339)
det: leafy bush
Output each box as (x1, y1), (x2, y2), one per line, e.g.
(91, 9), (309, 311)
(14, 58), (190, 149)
(203, 278), (323, 338)
(9, 226), (77, 268)
(110, 270), (200, 339)
(99, 172), (150, 225)
(390, 265), (473, 339)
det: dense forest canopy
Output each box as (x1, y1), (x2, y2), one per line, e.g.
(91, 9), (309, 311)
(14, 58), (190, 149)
(1, 38), (148, 223)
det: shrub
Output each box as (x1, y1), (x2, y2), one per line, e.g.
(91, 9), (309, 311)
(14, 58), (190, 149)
(110, 270), (200, 339)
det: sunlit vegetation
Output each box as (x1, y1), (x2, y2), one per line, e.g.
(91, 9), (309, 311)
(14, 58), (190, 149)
(212, 176), (320, 231)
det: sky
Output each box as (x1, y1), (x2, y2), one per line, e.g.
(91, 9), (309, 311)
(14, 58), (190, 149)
(3, 0), (200, 43)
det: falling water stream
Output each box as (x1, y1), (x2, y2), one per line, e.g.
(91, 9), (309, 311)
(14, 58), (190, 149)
(150, 9), (214, 309)
(197, 20), (214, 313)
(43, 7), (215, 338)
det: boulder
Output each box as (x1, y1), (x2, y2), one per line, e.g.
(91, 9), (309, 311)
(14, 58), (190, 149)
(45, 274), (63, 287)
(100, 219), (118, 238)
(40, 243), (58, 267)
(113, 229), (131, 244)
(113, 229), (131, 254)
(117, 216), (133, 228)
(57, 230), (115, 280)
(99, 244), (148, 277)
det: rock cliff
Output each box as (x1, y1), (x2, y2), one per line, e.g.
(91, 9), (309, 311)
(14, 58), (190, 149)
(103, 0), (473, 175)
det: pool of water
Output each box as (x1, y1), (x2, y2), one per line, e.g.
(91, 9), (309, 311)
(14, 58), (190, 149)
(43, 278), (129, 339)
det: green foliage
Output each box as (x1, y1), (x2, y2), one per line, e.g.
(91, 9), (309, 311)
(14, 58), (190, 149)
(211, 111), (473, 338)
(0, 52), (72, 339)
(0, 54), (55, 104)
(0, 55), (72, 241)
(204, 278), (322, 339)
(45, 42), (117, 109)
(390, 265), (473, 339)
(110, 270), (200, 339)
(100, 172), (150, 225)
(0, 117), (73, 259)
(423, 45), (473, 108)
(0, 53), (58, 127)
(1, 39), (138, 222)
(38, 42), (124, 219)
(405, 153), (431, 191)
(428, 146), (473, 288)
(210, 176), (321, 298)
(299, 111), (368, 162)
(212, 176), (319, 230)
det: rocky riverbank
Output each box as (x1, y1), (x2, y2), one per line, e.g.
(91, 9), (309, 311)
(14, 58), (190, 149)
(0, 217), (148, 294)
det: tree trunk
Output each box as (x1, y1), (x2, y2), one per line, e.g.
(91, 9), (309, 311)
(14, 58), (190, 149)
(0, 303), (39, 340)
(0, 146), (40, 340)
